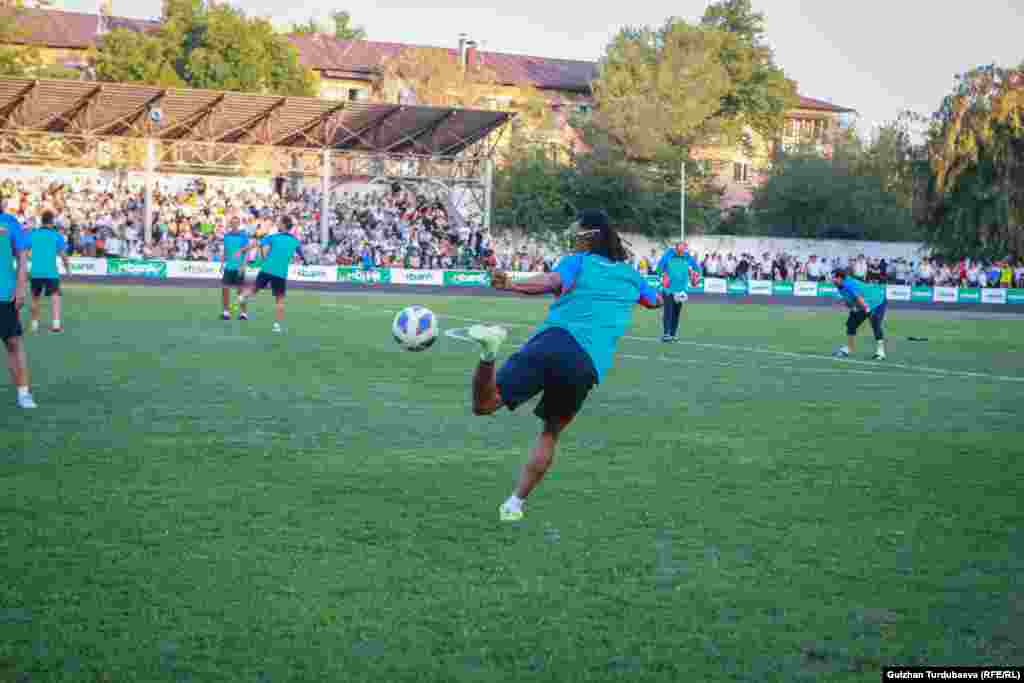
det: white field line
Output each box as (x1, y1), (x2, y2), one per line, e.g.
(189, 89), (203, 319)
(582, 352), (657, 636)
(348, 304), (1024, 385)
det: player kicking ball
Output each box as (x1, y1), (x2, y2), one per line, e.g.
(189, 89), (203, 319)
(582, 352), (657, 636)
(1, 202), (37, 408)
(220, 216), (249, 321)
(831, 268), (888, 360)
(467, 209), (663, 521)
(29, 211), (71, 334)
(234, 216), (307, 333)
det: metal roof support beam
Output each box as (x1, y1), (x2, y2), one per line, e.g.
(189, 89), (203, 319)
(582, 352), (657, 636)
(94, 90), (167, 137)
(383, 110), (456, 154)
(41, 84), (103, 133)
(439, 114), (510, 156)
(158, 93), (227, 140)
(216, 97), (288, 144)
(0, 80), (38, 129)
(272, 103), (347, 147)
(331, 106), (404, 149)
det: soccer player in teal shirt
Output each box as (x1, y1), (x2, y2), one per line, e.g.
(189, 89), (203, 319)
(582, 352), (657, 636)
(467, 209), (663, 521)
(0, 200), (37, 408)
(220, 216), (249, 321)
(29, 210), (71, 334)
(832, 268), (888, 360)
(235, 216), (308, 333)
(655, 242), (700, 342)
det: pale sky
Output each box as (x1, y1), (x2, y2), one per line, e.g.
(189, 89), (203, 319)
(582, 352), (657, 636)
(56, 0), (1023, 136)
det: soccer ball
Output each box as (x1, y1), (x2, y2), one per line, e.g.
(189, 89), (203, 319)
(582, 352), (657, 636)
(392, 305), (438, 352)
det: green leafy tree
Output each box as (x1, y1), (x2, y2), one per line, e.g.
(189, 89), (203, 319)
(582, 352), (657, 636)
(330, 10), (366, 40)
(592, 5), (797, 161)
(749, 141), (918, 241)
(94, 0), (317, 96)
(918, 64), (1024, 259)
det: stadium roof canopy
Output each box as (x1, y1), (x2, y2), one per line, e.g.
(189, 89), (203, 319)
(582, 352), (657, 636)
(0, 78), (514, 156)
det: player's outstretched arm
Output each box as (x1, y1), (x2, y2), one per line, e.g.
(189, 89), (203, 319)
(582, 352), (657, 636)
(492, 271), (561, 295)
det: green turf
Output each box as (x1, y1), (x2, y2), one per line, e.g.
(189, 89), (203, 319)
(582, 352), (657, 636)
(2, 284), (1022, 682)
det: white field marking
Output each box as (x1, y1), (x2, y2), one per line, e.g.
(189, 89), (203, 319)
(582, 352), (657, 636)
(345, 308), (1024, 385)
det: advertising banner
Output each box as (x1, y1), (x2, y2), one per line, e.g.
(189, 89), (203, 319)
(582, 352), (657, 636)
(289, 265), (337, 282)
(443, 270), (490, 287)
(65, 257), (107, 276)
(1006, 288), (1024, 304)
(794, 281), (818, 297)
(167, 260), (222, 279)
(106, 258), (167, 279)
(703, 277), (727, 294)
(981, 288), (1007, 304)
(727, 279), (749, 295)
(817, 283), (838, 298)
(957, 288), (980, 303)
(771, 282), (794, 296)
(748, 280), (772, 295)
(933, 286), (958, 303)
(390, 269), (444, 286)
(885, 285), (911, 301)
(337, 266), (391, 284)
(911, 286), (933, 302)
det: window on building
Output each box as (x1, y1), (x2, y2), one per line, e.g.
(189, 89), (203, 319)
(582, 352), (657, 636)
(733, 162), (750, 183)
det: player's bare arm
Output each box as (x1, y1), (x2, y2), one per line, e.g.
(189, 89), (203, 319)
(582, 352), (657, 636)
(14, 248), (27, 310)
(492, 271), (561, 295)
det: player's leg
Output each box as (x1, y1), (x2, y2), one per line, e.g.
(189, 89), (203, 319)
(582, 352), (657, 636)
(3, 303), (35, 408)
(50, 283), (63, 332)
(238, 272), (265, 318)
(870, 302), (887, 359)
(221, 286), (231, 320)
(29, 280), (42, 333)
(670, 296), (683, 340)
(661, 294), (673, 341)
(836, 311), (865, 357)
(469, 324), (510, 414)
(271, 278), (286, 332)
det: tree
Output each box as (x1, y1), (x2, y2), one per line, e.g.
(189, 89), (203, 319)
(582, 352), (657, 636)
(591, 7), (797, 161)
(94, 0), (317, 96)
(0, 0), (78, 79)
(330, 10), (366, 40)
(917, 64), (1024, 259)
(748, 141), (918, 241)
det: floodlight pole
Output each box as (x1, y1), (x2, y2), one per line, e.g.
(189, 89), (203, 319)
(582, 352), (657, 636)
(680, 158), (686, 243)
(321, 149), (331, 246)
(144, 138), (155, 246)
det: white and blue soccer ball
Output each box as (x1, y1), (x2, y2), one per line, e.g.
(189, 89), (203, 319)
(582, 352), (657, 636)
(392, 305), (438, 352)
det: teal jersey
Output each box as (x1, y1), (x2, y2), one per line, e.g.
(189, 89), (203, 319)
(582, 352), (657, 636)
(837, 276), (886, 312)
(535, 253), (659, 382)
(657, 249), (700, 294)
(222, 231), (249, 272)
(30, 228), (67, 279)
(0, 212), (29, 303)
(258, 232), (302, 278)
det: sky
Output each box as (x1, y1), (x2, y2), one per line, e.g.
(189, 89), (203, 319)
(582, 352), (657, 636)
(55, 0), (1023, 137)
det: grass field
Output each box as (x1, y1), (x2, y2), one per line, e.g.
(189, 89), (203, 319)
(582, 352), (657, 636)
(2, 283), (1023, 682)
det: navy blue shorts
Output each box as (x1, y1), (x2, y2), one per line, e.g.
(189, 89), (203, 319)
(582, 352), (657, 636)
(222, 269), (244, 287)
(254, 272), (287, 297)
(31, 278), (60, 297)
(1, 301), (22, 341)
(497, 327), (598, 422)
(847, 301), (887, 339)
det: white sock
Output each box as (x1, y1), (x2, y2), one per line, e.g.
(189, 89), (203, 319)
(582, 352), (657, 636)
(840, 346), (850, 354)
(223, 309), (230, 316)
(504, 495), (524, 509)
(877, 340), (885, 350)
(238, 295), (247, 304)
(52, 319), (60, 328)
(17, 386), (30, 399)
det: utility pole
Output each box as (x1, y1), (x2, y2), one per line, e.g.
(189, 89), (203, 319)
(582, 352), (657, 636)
(680, 159), (686, 242)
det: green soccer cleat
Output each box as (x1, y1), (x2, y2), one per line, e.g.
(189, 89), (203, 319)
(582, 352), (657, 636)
(499, 502), (524, 522)
(468, 325), (507, 362)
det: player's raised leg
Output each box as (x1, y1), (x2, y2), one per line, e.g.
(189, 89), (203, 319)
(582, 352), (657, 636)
(468, 324), (508, 415)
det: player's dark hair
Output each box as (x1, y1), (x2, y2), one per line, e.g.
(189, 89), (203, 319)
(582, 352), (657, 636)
(832, 268), (847, 279)
(281, 216), (294, 230)
(41, 210), (55, 225)
(578, 209), (628, 263)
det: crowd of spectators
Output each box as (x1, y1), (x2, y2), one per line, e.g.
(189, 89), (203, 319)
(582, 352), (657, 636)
(3, 169), (1023, 287)
(633, 249), (1024, 288)
(0, 172), (554, 271)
